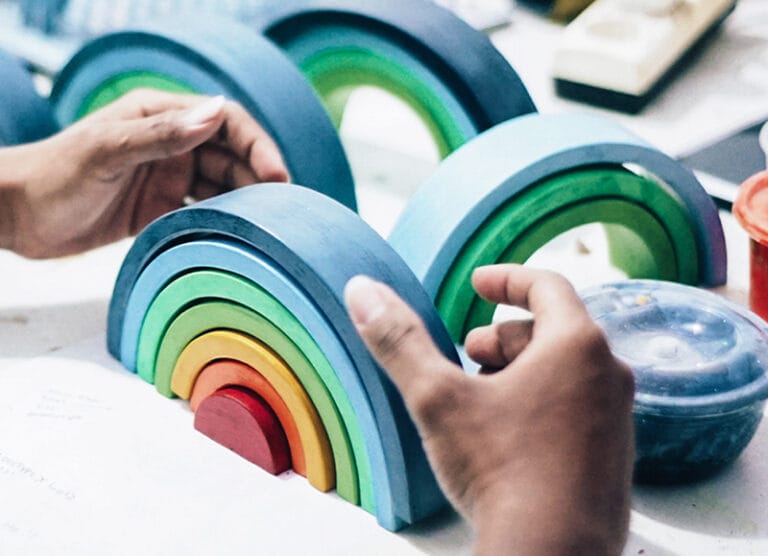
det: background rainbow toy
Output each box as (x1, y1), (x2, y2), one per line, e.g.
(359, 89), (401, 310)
(0, 49), (58, 146)
(251, 0), (537, 157)
(106, 184), (460, 532)
(49, 16), (357, 210)
(390, 112), (727, 342)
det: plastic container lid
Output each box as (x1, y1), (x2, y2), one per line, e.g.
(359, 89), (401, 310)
(734, 170), (768, 246)
(580, 280), (768, 416)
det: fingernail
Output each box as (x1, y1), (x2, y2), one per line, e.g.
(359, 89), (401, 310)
(181, 95), (225, 128)
(345, 275), (386, 326)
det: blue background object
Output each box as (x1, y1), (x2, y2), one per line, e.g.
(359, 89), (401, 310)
(0, 50), (59, 146)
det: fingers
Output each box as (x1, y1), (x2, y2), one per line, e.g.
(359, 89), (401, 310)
(471, 264), (592, 333)
(85, 88), (204, 121)
(188, 178), (232, 203)
(85, 90), (289, 183)
(90, 96), (227, 168)
(214, 100), (289, 183)
(344, 275), (463, 415)
(464, 319), (534, 371)
(196, 144), (259, 189)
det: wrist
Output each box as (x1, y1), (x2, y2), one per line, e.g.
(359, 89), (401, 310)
(0, 144), (32, 252)
(0, 140), (56, 256)
(472, 488), (626, 556)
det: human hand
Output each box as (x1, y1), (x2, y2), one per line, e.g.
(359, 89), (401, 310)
(344, 264), (635, 555)
(0, 89), (288, 258)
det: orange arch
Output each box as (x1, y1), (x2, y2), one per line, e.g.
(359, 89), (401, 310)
(191, 359), (307, 477)
(172, 330), (335, 492)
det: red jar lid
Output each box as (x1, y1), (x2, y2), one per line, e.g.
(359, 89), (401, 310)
(735, 171), (768, 246)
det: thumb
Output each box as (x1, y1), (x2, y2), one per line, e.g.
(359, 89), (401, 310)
(344, 275), (461, 409)
(98, 95), (226, 168)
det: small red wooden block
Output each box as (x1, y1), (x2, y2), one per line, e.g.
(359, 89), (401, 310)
(190, 359), (306, 476)
(194, 386), (291, 475)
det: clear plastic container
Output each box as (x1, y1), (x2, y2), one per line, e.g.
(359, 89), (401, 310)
(581, 279), (768, 483)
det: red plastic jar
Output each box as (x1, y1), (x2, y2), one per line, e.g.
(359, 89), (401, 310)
(734, 171), (768, 322)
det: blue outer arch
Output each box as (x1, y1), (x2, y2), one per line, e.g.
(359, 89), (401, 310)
(107, 184), (459, 529)
(389, 112), (727, 294)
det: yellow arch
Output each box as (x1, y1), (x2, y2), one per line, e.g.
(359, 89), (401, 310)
(172, 330), (335, 492)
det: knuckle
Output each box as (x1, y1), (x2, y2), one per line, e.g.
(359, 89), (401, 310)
(579, 324), (618, 369)
(538, 269), (572, 291)
(530, 269), (579, 302)
(369, 316), (421, 365)
(151, 117), (186, 155)
(548, 317), (604, 358)
(220, 99), (246, 127)
(579, 322), (611, 357)
(576, 322), (636, 404)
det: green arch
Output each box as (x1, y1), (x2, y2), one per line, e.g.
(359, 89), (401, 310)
(78, 71), (195, 118)
(302, 48), (468, 158)
(436, 167), (699, 342)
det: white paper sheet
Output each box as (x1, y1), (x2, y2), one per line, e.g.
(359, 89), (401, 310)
(0, 336), (474, 555)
